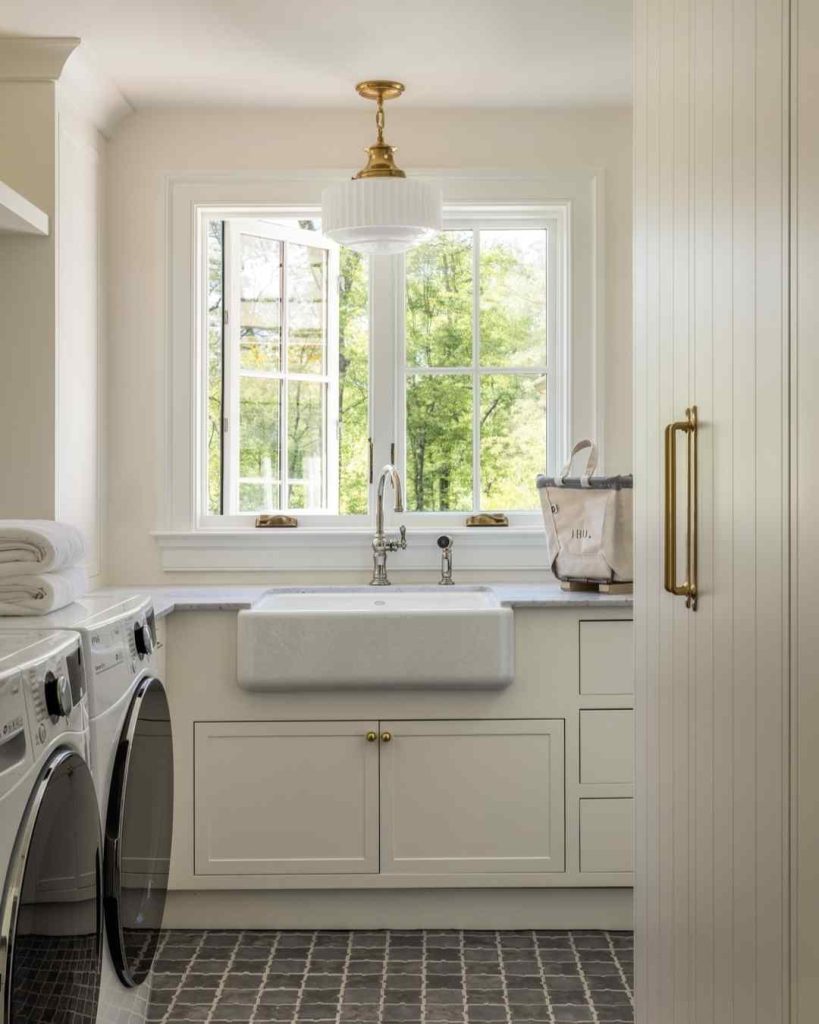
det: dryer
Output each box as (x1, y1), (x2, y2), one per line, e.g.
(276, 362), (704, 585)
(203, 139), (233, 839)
(0, 597), (173, 1024)
(0, 630), (101, 1024)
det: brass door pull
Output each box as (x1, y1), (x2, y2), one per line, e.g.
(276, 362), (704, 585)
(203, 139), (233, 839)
(380, 731), (392, 743)
(366, 731), (377, 742)
(664, 405), (698, 610)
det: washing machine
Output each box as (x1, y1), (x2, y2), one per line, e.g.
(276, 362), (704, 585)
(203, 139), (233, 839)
(0, 597), (174, 1024)
(0, 629), (101, 1024)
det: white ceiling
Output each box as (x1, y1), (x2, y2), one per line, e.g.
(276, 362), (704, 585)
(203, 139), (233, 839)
(0, 0), (632, 110)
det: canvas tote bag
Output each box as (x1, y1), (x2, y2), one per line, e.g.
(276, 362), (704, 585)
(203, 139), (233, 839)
(536, 440), (633, 583)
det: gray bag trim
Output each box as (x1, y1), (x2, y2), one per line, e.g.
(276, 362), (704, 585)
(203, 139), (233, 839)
(536, 473), (633, 491)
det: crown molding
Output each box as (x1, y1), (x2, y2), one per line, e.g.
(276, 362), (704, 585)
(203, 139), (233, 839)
(58, 49), (133, 138)
(0, 36), (80, 81)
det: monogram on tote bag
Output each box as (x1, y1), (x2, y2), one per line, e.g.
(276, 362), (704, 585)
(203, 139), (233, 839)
(536, 440), (633, 584)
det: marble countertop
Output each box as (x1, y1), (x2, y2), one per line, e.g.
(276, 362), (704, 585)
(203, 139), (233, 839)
(90, 583), (633, 618)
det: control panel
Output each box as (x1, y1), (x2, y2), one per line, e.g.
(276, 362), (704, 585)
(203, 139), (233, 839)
(85, 601), (156, 718)
(24, 651), (87, 752)
(0, 668), (28, 772)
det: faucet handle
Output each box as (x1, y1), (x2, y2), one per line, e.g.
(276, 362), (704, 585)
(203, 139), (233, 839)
(398, 525), (407, 549)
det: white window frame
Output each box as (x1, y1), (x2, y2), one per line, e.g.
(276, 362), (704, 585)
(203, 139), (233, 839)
(212, 217), (343, 524)
(392, 206), (567, 531)
(158, 172), (605, 573)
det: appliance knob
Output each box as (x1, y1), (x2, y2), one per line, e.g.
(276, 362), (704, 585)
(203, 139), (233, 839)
(134, 621), (154, 658)
(44, 672), (73, 719)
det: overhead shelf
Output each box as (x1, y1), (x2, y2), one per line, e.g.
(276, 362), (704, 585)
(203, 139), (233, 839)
(0, 179), (49, 236)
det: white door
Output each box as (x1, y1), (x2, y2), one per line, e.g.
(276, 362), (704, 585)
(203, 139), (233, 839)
(635, 0), (790, 1021)
(194, 721), (379, 875)
(379, 719), (565, 875)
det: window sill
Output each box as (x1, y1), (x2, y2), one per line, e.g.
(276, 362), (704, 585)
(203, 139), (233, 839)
(152, 527), (549, 573)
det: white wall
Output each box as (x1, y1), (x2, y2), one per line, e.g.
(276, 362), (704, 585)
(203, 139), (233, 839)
(104, 106), (632, 584)
(55, 103), (105, 580)
(0, 43), (106, 584)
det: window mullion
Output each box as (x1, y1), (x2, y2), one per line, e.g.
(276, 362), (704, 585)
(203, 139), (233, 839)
(224, 221), (240, 516)
(280, 240), (288, 511)
(326, 245), (340, 514)
(370, 254), (399, 523)
(471, 227), (481, 512)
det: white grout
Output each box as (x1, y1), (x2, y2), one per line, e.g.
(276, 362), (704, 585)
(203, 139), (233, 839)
(204, 931), (245, 1024)
(568, 933), (600, 1024)
(376, 930), (391, 1024)
(492, 931), (513, 1024)
(606, 931), (634, 1005)
(531, 931), (556, 1024)
(249, 931), (282, 1024)
(159, 929), (209, 1024)
(290, 930), (319, 1024)
(333, 931), (354, 1024)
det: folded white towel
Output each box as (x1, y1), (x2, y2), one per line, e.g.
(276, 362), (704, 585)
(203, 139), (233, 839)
(0, 520), (86, 578)
(0, 566), (88, 616)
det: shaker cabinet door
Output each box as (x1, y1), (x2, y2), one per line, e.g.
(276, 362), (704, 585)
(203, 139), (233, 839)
(379, 719), (565, 875)
(194, 721), (379, 875)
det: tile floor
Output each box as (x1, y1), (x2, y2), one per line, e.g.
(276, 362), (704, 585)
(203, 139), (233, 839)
(148, 929), (634, 1024)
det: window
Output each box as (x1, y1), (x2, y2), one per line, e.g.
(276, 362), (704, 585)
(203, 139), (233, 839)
(200, 206), (564, 529)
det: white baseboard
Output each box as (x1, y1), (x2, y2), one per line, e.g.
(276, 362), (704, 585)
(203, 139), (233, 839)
(164, 887), (633, 931)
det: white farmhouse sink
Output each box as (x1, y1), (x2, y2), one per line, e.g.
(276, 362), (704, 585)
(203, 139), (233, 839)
(237, 586), (514, 690)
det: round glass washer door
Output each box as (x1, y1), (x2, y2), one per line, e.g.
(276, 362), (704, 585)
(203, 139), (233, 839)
(104, 676), (173, 987)
(0, 748), (102, 1024)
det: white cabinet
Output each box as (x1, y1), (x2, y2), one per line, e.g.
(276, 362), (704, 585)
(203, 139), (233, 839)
(193, 718), (566, 879)
(194, 721), (380, 875)
(379, 720), (565, 875)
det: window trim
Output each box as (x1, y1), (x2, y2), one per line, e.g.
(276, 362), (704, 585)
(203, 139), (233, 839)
(393, 206), (567, 530)
(161, 171), (605, 572)
(220, 218), (340, 517)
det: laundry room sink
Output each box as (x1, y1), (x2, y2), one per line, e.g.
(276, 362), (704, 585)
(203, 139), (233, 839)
(236, 586), (514, 690)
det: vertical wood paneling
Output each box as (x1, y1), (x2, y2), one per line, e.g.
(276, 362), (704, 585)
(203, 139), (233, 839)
(792, 1), (819, 1018)
(634, 0), (790, 1021)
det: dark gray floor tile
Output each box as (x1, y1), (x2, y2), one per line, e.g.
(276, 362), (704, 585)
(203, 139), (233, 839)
(465, 1004), (507, 1021)
(174, 990), (219, 1006)
(424, 1006), (466, 1022)
(223, 973), (264, 988)
(210, 1006), (254, 1021)
(340, 1008), (380, 1022)
(425, 989), (462, 1004)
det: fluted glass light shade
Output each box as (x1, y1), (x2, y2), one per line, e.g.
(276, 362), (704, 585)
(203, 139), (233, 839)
(322, 177), (441, 256)
(321, 80), (441, 256)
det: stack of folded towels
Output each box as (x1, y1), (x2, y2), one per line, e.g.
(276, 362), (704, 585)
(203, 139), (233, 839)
(0, 520), (88, 616)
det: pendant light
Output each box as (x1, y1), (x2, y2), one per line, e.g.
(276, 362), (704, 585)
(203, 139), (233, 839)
(321, 81), (441, 255)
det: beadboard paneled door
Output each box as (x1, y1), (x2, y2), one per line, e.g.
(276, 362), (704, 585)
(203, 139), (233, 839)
(634, 0), (791, 1021)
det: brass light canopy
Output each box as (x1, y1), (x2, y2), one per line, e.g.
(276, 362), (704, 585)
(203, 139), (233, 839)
(353, 80), (407, 180)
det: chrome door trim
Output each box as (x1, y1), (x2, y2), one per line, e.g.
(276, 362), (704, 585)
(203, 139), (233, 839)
(0, 747), (103, 1024)
(104, 675), (173, 988)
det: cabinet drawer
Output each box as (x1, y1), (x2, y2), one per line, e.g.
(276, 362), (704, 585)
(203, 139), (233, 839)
(194, 721), (379, 875)
(580, 709), (634, 784)
(579, 798), (633, 872)
(579, 620), (634, 694)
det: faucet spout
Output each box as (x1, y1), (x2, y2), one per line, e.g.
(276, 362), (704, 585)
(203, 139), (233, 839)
(375, 464), (404, 533)
(371, 464), (407, 586)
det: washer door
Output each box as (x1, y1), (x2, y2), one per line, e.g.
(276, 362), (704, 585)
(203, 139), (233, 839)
(0, 748), (102, 1024)
(104, 677), (173, 987)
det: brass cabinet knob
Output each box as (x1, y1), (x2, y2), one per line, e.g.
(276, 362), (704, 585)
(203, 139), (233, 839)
(366, 731), (378, 742)
(381, 731), (392, 743)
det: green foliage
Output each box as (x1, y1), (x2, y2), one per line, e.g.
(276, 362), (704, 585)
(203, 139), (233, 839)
(338, 248), (369, 515)
(206, 221), (224, 515)
(405, 229), (547, 512)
